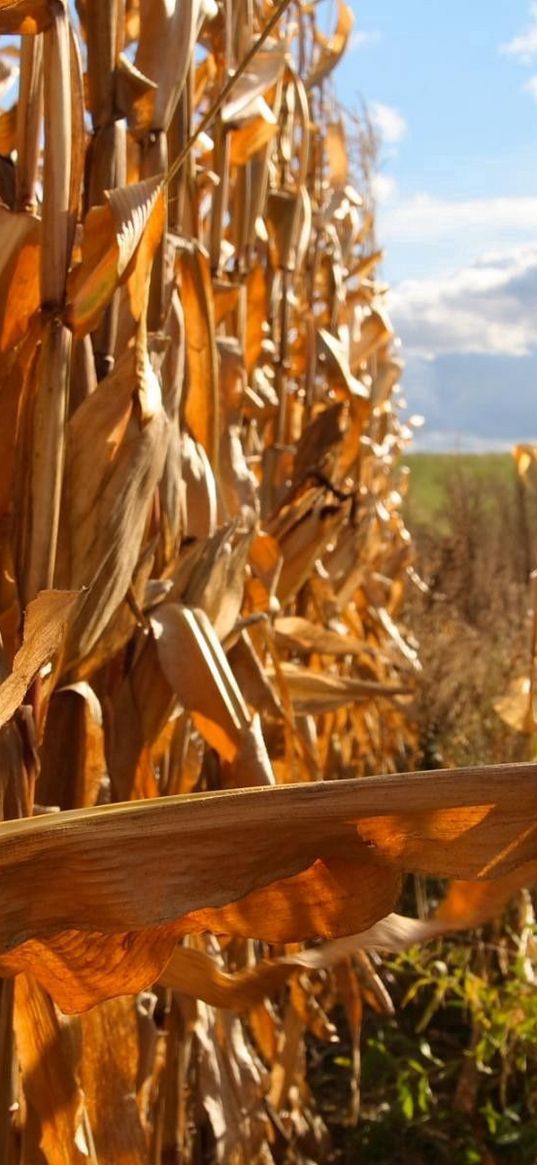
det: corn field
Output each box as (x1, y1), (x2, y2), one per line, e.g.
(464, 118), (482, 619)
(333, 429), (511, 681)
(0, 0), (536, 1161)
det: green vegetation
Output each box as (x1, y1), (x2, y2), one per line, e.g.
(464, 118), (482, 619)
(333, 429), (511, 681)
(402, 453), (515, 532)
(315, 922), (537, 1164)
(310, 450), (537, 1163)
(402, 450), (533, 770)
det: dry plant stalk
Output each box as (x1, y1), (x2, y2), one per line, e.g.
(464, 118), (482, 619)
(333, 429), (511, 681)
(0, 1), (533, 1160)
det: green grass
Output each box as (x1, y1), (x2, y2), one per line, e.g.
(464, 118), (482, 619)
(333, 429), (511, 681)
(401, 452), (515, 531)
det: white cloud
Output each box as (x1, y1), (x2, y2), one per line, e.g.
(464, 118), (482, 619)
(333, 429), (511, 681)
(350, 28), (381, 51)
(390, 242), (537, 359)
(376, 191), (537, 285)
(381, 193), (537, 244)
(370, 172), (397, 204)
(501, 3), (537, 61)
(369, 101), (407, 144)
(524, 74), (537, 99)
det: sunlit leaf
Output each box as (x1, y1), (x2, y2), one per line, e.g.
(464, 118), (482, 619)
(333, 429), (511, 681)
(0, 764), (535, 1009)
(65, 176), (165, 336)
(0, 589), (79, 729)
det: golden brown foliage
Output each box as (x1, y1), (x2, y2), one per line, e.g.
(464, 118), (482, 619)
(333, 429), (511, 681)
(0, 1), (533, 1161)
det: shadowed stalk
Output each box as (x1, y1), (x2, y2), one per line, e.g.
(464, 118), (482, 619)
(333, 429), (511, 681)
(85, 0), (126, 378)
(24, 6), (73, 603)
(15, 35), (43, 213)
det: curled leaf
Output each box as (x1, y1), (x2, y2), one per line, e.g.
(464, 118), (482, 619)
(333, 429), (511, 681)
(0, 207), (40, 352)
(0, 762), (535, 1008)
(272, 661), (407, 713)
(307, 0), (354, 89)
(151, 603), (274, 784)
(0, 589), (79, 729)
(65, 176), (165, 337)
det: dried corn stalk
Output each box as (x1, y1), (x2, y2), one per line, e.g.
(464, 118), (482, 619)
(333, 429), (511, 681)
(0, 2), (533, 1162)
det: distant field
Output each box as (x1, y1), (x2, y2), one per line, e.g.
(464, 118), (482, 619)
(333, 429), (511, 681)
(401, 452), (515, 530)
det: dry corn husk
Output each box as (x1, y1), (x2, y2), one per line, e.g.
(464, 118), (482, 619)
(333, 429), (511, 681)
(0, 0), (533, 1160)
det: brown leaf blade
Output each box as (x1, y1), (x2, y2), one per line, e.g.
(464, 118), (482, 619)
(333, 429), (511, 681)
(0, 764), (535, 1008)
(65, 176), (164, 337)
(0, 589), (79, 729)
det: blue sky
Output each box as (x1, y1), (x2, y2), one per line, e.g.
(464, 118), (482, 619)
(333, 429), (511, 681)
(334, 1), (537, 447)
(1, 2), (535, 447)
